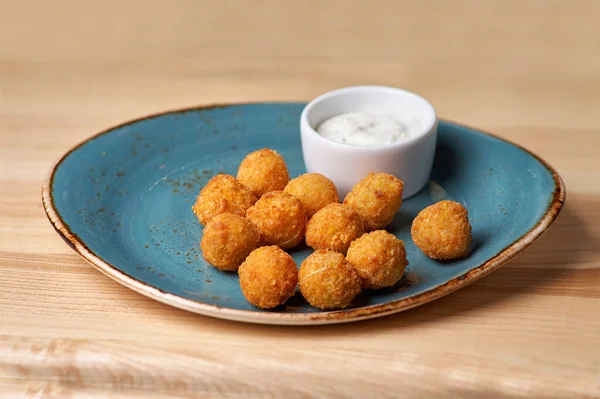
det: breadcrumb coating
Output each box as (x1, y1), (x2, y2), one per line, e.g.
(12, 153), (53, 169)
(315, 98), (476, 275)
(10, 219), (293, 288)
(284, 173), (339, 219)
(411, 200), (472, 260)
(237, 148), (290, 197)
(246, 191), (306, 249)
(192, 174), (257, 225)
(238, 246), (298, 309)
(200, 213), (261, 272)
(299, 250), (362, 310)
(305, 203), (365, 255)
(343, 172), (404, 231)
(346, 230), (408, 289)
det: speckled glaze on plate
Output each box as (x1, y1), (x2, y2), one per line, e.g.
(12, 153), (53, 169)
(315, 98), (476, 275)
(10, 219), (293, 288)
(42, 103), (565, 325)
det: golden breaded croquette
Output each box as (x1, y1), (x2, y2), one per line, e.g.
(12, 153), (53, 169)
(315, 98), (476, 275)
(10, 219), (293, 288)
(346, 230), (408, 289)
(343, 172), (404, 231)
(411, 200), (472, 260)
(237, 148), (290, 197)
(299, 250), (362, 310)
(200, 213), (261, 272)
(305, 203), (365, 255)
(246, 191), (306, 249)
(192, 174), (257, 225)
(238, 246), (298, 309)
(284, 173), (339, 219)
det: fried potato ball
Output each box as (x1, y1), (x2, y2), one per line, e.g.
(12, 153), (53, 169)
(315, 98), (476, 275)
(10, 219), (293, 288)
(192, 174), (257, 225)
(246, 191), (306, 249)
(200, 213), (261, 272)
(343, 172), (404, 231)
(411, 200), (472, 260)
(284, 173), (340, 219)
(346, 230), (408, 289)
(299, 250), (362, 310)
(238, 246), (298, 309)
(305, 203), (365, 255)
(237, 148), (290, 197)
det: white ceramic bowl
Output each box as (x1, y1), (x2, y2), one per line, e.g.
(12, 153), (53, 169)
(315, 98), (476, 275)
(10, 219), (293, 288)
(300, 86), (438, 199)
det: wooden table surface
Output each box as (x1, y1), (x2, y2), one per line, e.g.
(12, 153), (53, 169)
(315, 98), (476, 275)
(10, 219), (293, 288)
(1, 1), (599, 397)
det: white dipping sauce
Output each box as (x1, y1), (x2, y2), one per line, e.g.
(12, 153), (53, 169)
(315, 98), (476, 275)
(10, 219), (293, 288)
(316, 112), (418, 146)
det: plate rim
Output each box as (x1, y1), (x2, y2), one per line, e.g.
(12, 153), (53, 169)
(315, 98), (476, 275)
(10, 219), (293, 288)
(41, 102), (566, 325)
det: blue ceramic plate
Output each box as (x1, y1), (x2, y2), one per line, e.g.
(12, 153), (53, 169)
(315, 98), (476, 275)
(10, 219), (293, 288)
(43, 103), (565, 325)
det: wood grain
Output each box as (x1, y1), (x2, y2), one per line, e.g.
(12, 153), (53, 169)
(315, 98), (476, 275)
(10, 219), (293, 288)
(1, 0), (599, 397)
